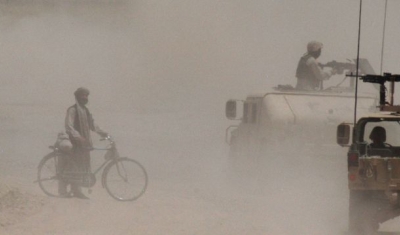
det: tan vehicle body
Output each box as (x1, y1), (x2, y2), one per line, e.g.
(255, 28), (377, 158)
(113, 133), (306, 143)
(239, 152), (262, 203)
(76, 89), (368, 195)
(338, 111), (400, 234)
(350, 157), (400, 190)
(227, 89), (376, 157)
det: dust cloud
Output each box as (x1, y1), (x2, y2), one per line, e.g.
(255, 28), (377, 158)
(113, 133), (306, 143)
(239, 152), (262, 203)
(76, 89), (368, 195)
(1, 0), (400, 234)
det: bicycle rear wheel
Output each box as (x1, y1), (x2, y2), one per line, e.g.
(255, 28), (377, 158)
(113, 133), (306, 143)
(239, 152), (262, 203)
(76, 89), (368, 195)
(37, 153), (66, 197)
(103, 158), (148, 201)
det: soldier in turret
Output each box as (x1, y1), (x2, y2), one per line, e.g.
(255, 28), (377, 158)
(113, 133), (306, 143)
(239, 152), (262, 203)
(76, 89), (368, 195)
(295, 41), (336, 90)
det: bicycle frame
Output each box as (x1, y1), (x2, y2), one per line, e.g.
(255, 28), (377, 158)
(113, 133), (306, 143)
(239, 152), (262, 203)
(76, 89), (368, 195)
(38, 135), (148, 201)
(50, 136), (121, 187)
(91, 139), (119, 175)
(89, 136), (122, 187)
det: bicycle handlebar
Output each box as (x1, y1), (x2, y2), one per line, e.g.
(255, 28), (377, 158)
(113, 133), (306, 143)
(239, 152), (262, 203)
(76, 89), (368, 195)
(100, 135), (112, 141)
(91, 135), (115, 151)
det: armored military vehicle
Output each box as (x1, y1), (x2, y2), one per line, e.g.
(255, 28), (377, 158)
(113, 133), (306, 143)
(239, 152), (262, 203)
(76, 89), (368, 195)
(225, 59), (377, 171)
(337, 73), (400, 234)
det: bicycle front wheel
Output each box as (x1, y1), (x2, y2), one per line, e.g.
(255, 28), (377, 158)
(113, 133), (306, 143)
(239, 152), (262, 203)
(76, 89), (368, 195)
(103, 158), (148, 201)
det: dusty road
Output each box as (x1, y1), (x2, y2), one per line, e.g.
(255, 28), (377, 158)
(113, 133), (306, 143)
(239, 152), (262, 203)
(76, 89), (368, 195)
(2, 102), (398, 235)
(0, 102), (350, 235)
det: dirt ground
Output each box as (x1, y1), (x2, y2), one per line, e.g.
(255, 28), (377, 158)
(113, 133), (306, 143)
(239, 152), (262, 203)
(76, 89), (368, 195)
(0, 183), (46, 229)
(0, 94), (399, 235)
(0, 103), (353, 235)
(1, 106), (400, 234)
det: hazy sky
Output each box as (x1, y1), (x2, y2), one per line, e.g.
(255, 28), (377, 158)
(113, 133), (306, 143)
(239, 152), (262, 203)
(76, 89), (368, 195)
(0, 0), (399, 111)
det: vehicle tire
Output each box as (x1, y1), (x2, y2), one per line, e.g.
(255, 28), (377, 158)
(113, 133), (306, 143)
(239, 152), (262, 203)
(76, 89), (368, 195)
(37, 153), (70, 197)
(103, 158), (148, 201)
(228, 136), (256, 176)
(227, 135), (241, 172)
(349, 190), (380, 235)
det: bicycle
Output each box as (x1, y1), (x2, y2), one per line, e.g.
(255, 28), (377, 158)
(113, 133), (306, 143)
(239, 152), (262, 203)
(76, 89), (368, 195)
(36, 135), (148, 201)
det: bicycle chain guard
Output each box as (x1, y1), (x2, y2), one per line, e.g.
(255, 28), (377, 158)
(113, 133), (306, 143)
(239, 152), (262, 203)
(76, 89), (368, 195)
(62, 172), (96, 188)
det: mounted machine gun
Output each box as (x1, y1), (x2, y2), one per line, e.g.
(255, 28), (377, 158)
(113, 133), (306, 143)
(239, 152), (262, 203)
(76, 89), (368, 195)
(360, 73), (400, 112)
(319, 60), (356, 75)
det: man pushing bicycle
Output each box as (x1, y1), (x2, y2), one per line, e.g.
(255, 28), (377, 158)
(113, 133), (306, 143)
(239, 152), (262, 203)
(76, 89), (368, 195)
(60, 87), (108, 199)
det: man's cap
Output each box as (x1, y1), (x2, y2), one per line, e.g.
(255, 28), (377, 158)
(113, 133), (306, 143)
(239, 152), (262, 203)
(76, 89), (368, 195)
(74, 87), (90, 96)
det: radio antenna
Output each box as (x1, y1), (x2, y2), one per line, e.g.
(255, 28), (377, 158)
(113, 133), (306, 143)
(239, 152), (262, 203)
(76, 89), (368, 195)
(354, 0), (363, 125)
(380, 0), (388, 75)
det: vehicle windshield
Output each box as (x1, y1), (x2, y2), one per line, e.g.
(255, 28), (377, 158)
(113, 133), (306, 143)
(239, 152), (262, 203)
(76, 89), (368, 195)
(363, 120), (400, 146)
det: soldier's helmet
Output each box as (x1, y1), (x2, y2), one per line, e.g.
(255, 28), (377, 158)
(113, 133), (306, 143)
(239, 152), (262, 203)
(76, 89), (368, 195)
(369, 126), (386, 143)
(307, 41), (323, 53)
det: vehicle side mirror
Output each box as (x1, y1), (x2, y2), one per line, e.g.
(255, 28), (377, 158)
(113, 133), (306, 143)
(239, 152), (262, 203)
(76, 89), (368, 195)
(337, 123), (351, 147)
(226, 100), (237, 120)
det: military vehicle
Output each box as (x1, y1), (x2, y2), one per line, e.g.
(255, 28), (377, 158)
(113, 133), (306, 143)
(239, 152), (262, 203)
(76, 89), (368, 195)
(337, 73), (400, 234)
(224, 59), (377, 171)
